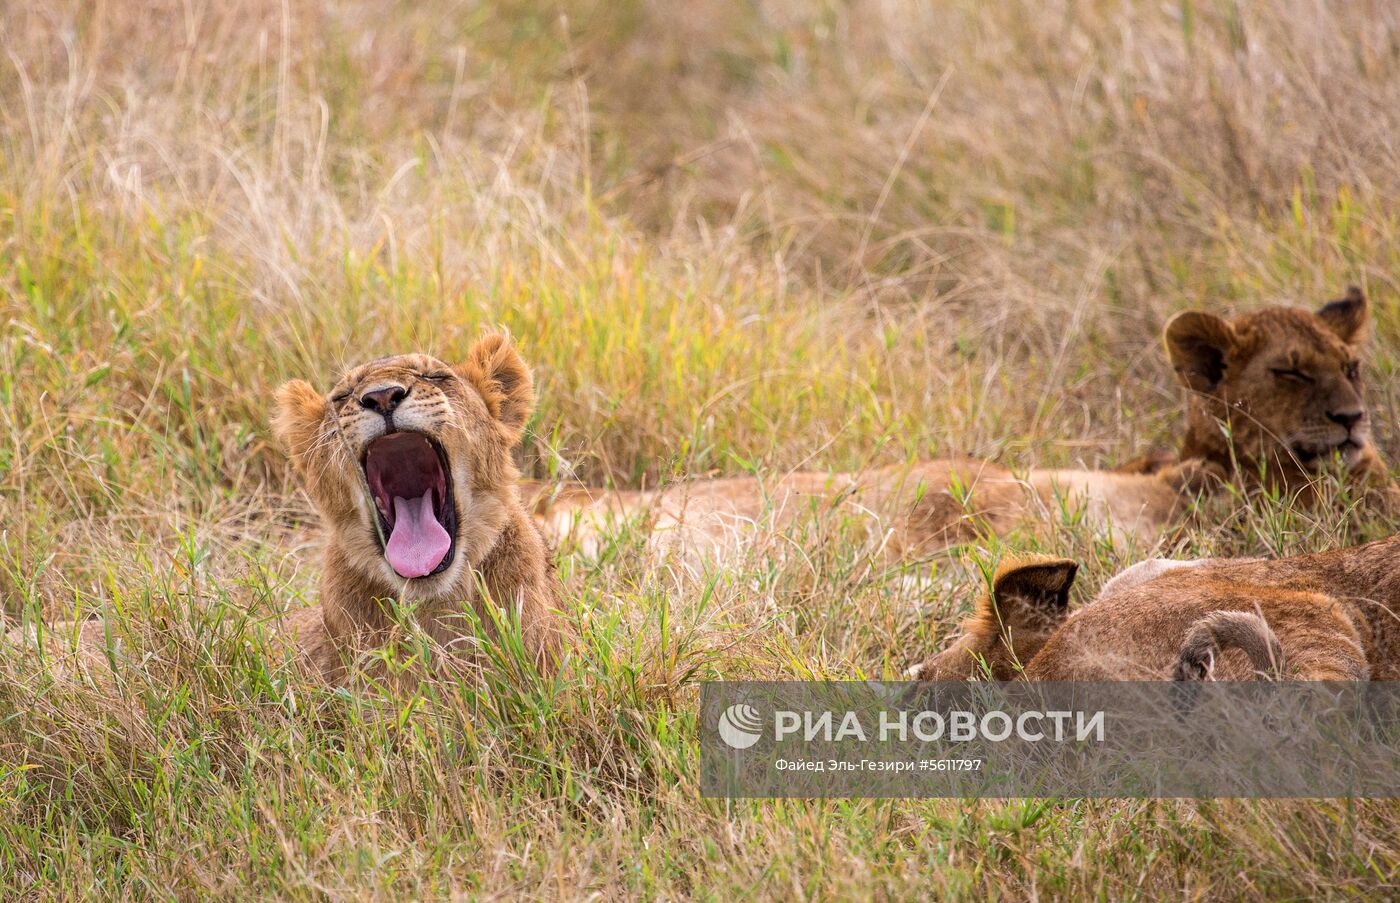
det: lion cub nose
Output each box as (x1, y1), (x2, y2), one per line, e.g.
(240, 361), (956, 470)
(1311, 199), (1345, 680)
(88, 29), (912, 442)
(1327, 409), (1364, 431)
(360, 385), (408, 416)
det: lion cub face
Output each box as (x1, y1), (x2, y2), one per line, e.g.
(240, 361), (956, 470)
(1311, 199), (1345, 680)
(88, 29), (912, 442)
(1166, 288), (1374, 484)
(274, 335), (534, 598)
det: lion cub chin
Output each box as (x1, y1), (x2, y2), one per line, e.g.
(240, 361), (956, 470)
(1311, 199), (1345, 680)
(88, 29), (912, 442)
(272, 334), (564, 681)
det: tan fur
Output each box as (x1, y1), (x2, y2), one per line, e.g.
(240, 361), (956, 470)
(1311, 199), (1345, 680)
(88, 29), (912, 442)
(552, 461), (1032, 561)
(1022, 538), (1400, 680)
(536, 292), (1391, 560)
(271, 336), (564, 681)
(1095, 557), (1215, 598)
(3, 620), (114, 680)
(538, 458), (1188, 565)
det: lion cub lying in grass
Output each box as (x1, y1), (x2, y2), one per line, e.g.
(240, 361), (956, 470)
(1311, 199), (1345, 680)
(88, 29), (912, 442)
(911, 538), (1400, 682)
(534, 289), (1390, 561)
(10, 336), (565, 682)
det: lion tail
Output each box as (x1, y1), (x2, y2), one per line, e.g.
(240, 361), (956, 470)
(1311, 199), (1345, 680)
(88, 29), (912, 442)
(1172, 610), (1284, 681)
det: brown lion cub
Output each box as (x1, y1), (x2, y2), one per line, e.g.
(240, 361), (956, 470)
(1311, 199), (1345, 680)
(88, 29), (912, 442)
(1024, 541), (1400, 681)
(533, 289), (1392, 562)
(272, 335), (564, 680)
(1161, 286), (1391, 500)
(913, 539), (1400, 682)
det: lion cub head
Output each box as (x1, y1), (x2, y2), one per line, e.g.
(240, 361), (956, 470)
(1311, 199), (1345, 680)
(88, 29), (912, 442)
(1165, 288), (1382, 491)
(273, 334), (534, 598)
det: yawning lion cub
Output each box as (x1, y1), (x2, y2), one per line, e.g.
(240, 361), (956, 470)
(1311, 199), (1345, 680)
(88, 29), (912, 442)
(7, 335), (565, 683)
(272, 334), (564, 679)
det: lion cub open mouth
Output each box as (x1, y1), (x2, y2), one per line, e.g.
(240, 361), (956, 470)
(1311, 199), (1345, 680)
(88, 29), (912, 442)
(363, 431), (457, 579)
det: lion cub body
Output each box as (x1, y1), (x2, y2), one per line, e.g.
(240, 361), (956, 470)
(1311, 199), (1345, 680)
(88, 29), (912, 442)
(535, 460), (1187, 562)
(1026, 542), (1400, 681)
(6, 337), (563, 684)
(913, 539), (1400, 682)
(538, 291), (1389, 561)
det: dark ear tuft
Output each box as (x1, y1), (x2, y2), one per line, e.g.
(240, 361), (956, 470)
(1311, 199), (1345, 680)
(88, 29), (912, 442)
(974, 555), (1078, 634)
(991, 556), (1078, 613)
(456, 333), (535, 435)
(1317, 286), (1368, 346)
(1164, 310), (1237, 394)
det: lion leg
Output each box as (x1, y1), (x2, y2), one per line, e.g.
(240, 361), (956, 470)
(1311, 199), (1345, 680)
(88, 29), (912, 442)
(1272, 603), (1369, 680)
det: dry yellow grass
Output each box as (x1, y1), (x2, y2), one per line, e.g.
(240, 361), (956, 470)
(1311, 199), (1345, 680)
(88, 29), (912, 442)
(3, 0), (1400, 899)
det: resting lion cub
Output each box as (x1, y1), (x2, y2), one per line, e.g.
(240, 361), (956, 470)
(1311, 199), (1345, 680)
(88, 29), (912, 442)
(534, 289), (1390, 561)
(910, 540), (1400, 682)
(272, 335), (564, 679)
(1025, 542), (1400, 681)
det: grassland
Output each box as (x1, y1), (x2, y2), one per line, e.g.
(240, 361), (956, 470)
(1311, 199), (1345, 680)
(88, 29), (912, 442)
(3, 0), (1400, 898)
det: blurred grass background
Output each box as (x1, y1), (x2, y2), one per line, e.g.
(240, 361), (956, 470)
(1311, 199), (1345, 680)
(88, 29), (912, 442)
(3, 0), (1400, 898)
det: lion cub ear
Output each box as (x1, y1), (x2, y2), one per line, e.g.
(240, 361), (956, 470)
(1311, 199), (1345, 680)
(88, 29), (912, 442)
(1317, 286), (1368, 346)
(980, 555), (1078, 632)
(456, 333), (535, 435)
(1164, 310), (1237, 394)
(273, 379), (327, 470)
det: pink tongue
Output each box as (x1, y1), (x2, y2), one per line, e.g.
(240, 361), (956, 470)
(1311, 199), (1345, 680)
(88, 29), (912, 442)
(385, 491), (451, 578)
